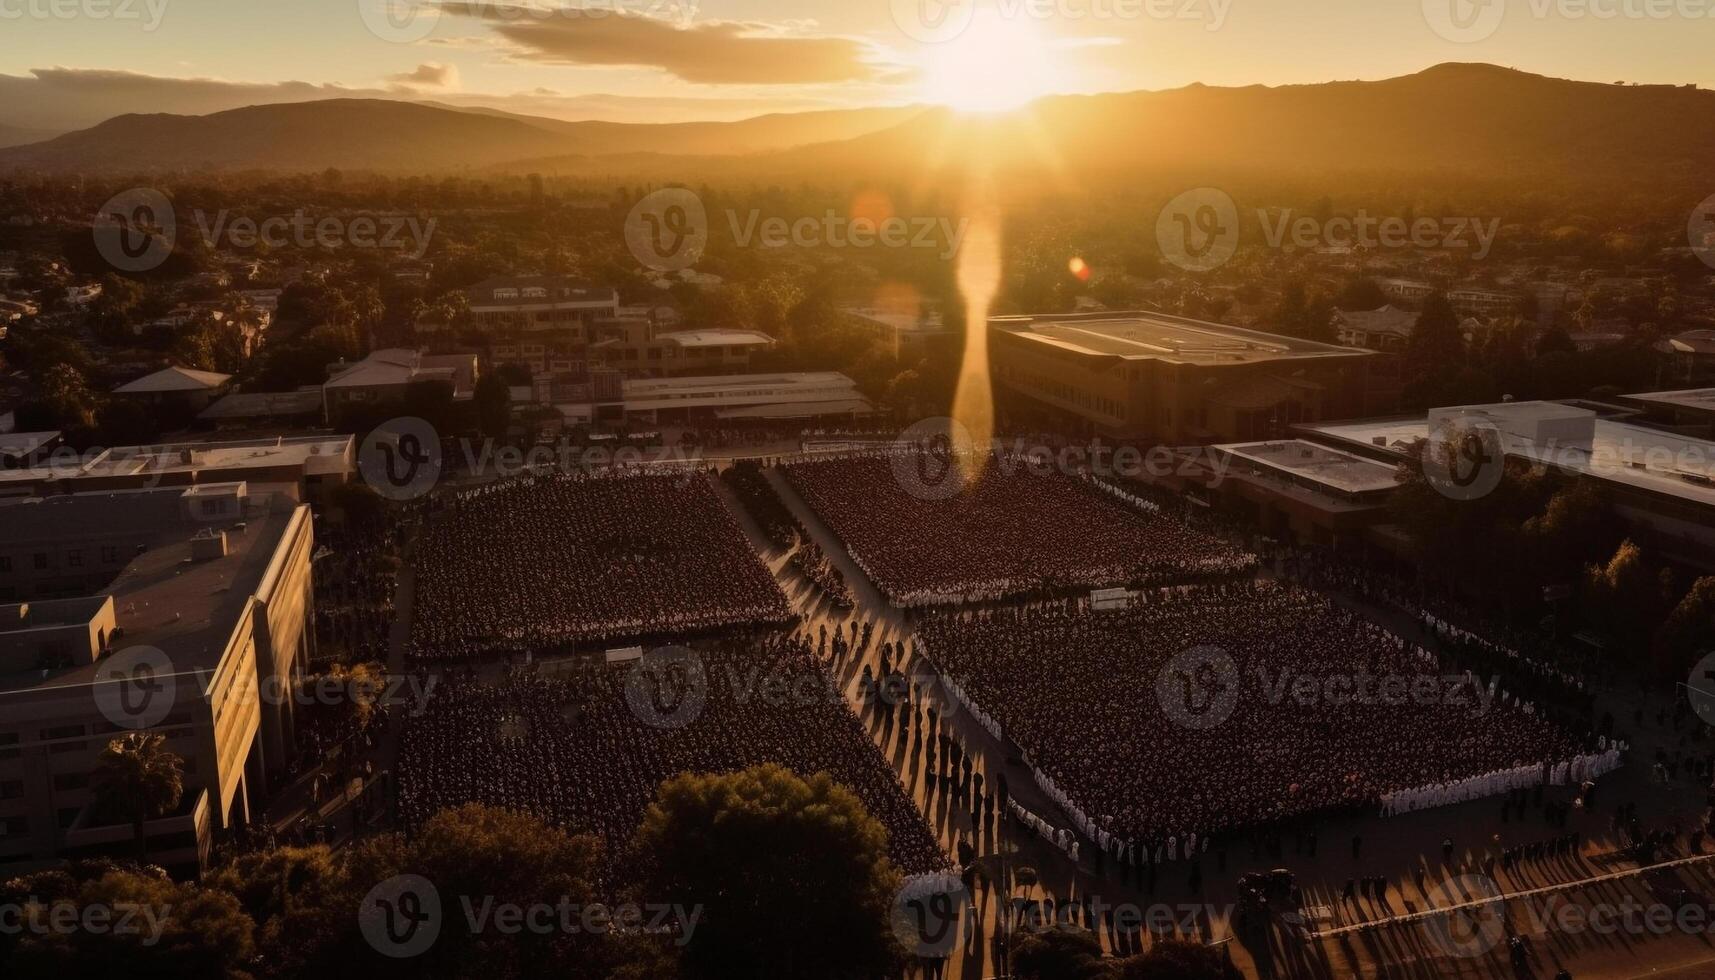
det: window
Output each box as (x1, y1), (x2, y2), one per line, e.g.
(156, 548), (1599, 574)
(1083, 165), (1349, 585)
(52, 772), (89, 792)
(0, 816), (28, 839)
(0, 556), (10, 572)
(67, 551), (83, 568)
(0, 780), (22, 800)
(32, 553), (47, 571)
(101, 546), (120, 564)
(57, 808), (80, 829)
(201, 499), (223, 516)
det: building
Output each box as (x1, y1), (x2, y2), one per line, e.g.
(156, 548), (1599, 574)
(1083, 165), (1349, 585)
(585, 317), (774, 377)
(1654, 329), (1715, 386)
(0, 435), (354, 504)
(989, 312), (1394, 443)
(322, 349), (477, 423)
(1620, 388), (1715, 433)
(1334, 306), (1417, 351)
(1162, 439), (1405, 549)
(461, 276), (620, 335)
(197, 390), (325, 430)
(111, 366), (233, 416)
(0, 484), (316, 871)
(1447, 287), (1518, 318)
(0, 431), (60, 470)
(614, 372), (874, 427)
(844, 308), (957, 360)
(1377, 278), (1435, 304)
(1300, 401), (1715, 570)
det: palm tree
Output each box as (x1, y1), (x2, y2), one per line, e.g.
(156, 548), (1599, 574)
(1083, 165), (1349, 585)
(91, 732), (184, 863)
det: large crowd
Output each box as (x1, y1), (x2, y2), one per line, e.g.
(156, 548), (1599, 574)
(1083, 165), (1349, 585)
(915, 580), (1595, 856)
(782, 452), (1256, 606)
(312, 525), (398, 666)
(395, 635), (950, 888)
(407, 472), (793, 662)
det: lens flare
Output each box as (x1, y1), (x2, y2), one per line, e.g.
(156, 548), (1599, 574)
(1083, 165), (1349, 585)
(951, 184), (1001, 490)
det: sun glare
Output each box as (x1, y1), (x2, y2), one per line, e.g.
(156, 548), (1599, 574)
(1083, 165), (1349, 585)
(920, 16), (1060, 113)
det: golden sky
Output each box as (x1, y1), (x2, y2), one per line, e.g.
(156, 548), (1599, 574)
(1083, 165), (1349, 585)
(2, 0), (1711, 129)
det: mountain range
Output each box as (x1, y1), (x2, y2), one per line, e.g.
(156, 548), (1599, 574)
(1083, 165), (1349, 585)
(1, 65), (1709, 184)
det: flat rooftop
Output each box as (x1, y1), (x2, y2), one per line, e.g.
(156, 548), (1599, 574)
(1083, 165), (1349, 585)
(0, 495), (297, 693)
(0, 435), (352, 485)
(621, 372), (863, 412)
(993, 312), (1373, 365)
(1301, 412), (1715, 510)
(1624, 388), (1715, 414)
(1217, 440), (1405, 496)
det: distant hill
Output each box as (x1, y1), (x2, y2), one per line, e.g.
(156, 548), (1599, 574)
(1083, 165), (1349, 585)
(0, 98), (931, 174)
(764, 64), (1715, 185)
(2, 65), (1710, 183)
(417, 101), (928, 157)
(0, 123), (60, 149)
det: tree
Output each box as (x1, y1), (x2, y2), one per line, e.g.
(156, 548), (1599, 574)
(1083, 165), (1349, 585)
(1582, 540), (1674, 650)
(1118, 939), (1243, 980)
(0, 865), (255, 980)
(296, 663), (386, 745)
(1402, 293), (1465, 406)
(1013, 927), (1109, 980)
(90, 733), (184, 863)
(633, 764), (902, 979)
(1656, 577), (1715, 679)
(247, 804), (623, 980)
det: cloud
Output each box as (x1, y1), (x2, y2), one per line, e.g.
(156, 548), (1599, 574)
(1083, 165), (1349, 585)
(0, 67), (853, 134)
(388, 62), (461, 89)
(437, 4), (890, 85)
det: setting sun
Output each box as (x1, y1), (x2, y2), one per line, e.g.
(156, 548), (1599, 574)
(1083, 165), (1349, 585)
(919, 16), (1061, 113)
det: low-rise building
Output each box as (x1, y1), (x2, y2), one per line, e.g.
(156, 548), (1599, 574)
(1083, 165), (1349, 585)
(461, 276), (619, 336)
(1334, 306), (1417, 351)
(1300, 401), (1715, 570)
(990, 312), (1394, 443)
(0, 484), (316, 871)
(614, 372), (874, 427)
(322, 349), (477, 422)
(111, 366), (233, 416)
(0, 436), (353, 503)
